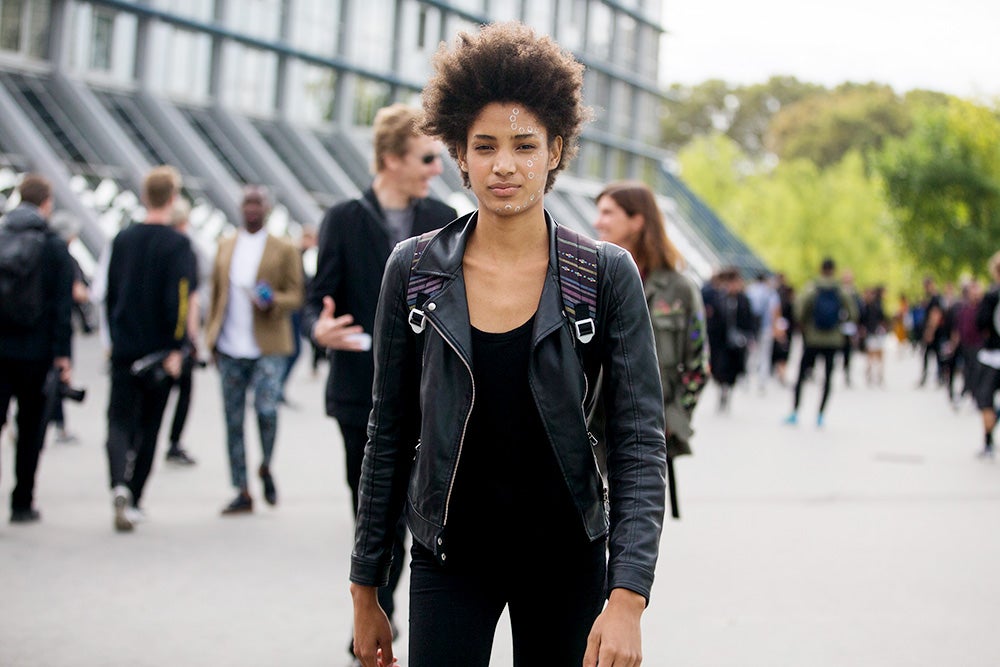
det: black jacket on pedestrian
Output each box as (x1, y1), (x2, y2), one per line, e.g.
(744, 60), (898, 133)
(105, 223), (196, 363)
(302, 188), (457, 426)
(0, 204), (73, 362)
(349, 212), (667, 603)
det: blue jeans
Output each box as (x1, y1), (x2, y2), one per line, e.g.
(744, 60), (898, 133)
(217, 354), (284, 490)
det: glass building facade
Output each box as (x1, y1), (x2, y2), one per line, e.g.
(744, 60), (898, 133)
(0, 0), (767, 276)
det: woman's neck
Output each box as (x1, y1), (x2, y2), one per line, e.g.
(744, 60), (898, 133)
(469, 207), (549, 263)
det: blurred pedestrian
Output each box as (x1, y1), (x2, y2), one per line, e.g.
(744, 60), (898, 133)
(47, 210), (90, 444)
(745, 272), (780, 393)
(859, 285), (888, 387)
(103, 166), (197, 531)
(205, 186), (303, 514)
(302, 103), (456, 658)
(771, 274), (795, 385)
(973, 252), (1000, 458)
(593, 180), (707, 518)
(785, 257), (858, 427)
(0, 174), (74, 523)
(710, 268), (754, 412)
(162, 197), (202, 466)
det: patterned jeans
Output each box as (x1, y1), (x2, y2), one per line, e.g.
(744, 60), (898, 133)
(217, 354), (285, 490)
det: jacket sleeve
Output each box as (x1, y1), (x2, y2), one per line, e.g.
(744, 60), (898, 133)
(164, 238), (195, 349)
(599, 248), (667, 604)
(271, 241), (304, 314)
(350, 241), (420, 588)
(680, 277), (708, 411)
(302, 206), (343, 342)
(976, 291), (998, 335)
(50, 239), (74, 359)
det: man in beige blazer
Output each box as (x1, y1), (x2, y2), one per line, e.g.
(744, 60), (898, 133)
(205, 186), (303, 514)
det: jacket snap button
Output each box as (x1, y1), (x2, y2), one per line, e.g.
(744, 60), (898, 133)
(427, 302), (436, 311)
(440, 553), (447, 561)
(437, 537), (443, 545)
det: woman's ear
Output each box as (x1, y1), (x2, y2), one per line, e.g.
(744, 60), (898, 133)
(455, 145), (468, 172)
(548, 136), (563, 169)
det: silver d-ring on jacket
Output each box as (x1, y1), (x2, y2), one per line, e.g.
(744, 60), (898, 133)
(350, 211), (667, 603)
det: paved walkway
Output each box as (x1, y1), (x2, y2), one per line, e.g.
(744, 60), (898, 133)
(2, 335), (998, 666)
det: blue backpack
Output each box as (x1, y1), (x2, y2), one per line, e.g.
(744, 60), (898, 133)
(812, 286), (842, 331)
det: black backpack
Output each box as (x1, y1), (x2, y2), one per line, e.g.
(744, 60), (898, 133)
(0, 224), (48, 332)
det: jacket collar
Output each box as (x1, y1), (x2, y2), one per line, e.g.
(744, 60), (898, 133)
(3, 203), (47, 232)
(413, 209), (570, 353)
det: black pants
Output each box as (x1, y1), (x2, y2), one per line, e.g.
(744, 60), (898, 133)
(793, 346), (837, 414)
(340, 421), (406, 622)
(0, 357), (51, 511)
(408, 539), (607, 666)
(106, 361), (172, 506)
(168, 363), (193, 445)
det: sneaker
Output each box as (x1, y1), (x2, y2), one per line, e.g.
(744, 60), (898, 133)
(55, 429), (79, 444)
(259, 465), (277, 506)
(165, 446), (197, 466)
(221, 492), (253, 515)
(977, 445), (995, 460)
(113, 485), (134, 532)
(124, 506), (146, 524)
(10, 508), (41, 523)
(783, 413), (798, 425)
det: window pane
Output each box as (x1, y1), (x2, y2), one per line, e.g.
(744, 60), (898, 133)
(0, 0), (24, 52)
(90, 9), (114, 71)
(27, 0), (49, 58)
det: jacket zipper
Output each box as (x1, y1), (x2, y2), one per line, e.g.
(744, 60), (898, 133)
(428, 317), (475, 529)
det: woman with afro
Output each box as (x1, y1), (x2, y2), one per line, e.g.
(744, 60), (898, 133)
(349, 22), (667, 667)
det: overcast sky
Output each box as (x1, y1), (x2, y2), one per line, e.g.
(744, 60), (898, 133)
(659, 0), (999, 100)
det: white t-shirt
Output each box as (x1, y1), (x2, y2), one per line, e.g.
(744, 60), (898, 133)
(216, 229), (268, 359)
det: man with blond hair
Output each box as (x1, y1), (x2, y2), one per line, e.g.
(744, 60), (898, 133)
(302, 104), (456, 657)
(103, 166), (198, 531)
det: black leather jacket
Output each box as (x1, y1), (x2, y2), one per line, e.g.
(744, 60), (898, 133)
(350, 212), (667, 602)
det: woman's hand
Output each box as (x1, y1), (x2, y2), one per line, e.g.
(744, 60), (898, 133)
(583, 588), (645, 666)
(351, 584), (396, 667)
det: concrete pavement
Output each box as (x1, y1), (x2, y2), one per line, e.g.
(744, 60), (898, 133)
(2, 335), (999, 666)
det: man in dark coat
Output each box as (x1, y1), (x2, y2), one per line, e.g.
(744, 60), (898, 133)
(0, 174), (74, 523)
(301, 104), (457, 650)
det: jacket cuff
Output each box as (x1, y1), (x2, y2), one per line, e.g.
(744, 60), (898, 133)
(350, 556), (391, 588)
(607, 562), (655, 606)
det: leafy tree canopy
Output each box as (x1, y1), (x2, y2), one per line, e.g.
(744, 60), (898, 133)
(661, 76), (823, 156)
(766, 83), (912, 167)
(876, 98), (1000, 279)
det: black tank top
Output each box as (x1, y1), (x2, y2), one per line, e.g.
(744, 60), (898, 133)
(446, 316), (586, 564)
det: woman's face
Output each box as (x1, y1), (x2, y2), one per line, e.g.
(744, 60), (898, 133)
(458, 102), (561, 219)
(593, 194), (643, 249)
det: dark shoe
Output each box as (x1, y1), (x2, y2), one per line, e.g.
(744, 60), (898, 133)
(221, 492), (253, 515)
(259, 465), (277, 506)
(165, 446), (197, 466)
(10, 508), (41, 523)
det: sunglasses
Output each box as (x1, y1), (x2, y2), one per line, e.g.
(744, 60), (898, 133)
(420, 154), (441, 165)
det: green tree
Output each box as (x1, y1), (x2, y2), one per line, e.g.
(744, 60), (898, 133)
(678, 135), (912, 294)
(661, 76), (823, 156)
(766, 83), (912, 168)
(876, 98), (1000, 279)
